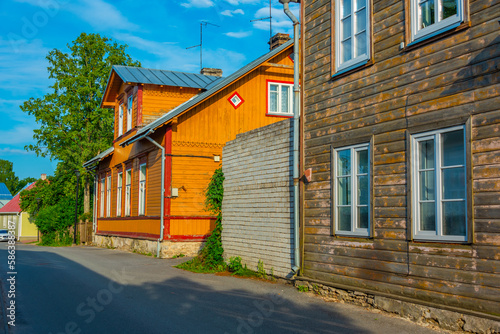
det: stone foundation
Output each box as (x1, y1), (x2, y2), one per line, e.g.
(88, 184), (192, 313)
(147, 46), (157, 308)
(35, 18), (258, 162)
(294, 279), (500, 334)
(93, 234), (204, 258)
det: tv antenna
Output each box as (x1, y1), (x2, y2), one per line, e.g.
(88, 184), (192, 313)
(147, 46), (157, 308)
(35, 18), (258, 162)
(250, 0), (272, 50)
(186, 21), (220, 71)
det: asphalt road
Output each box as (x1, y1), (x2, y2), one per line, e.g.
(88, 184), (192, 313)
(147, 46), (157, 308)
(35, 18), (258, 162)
(0, 243), (444, 334)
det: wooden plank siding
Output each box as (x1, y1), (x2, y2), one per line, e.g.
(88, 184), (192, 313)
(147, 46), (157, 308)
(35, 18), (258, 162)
(302, 0), (500, 317)
(96, 45), (296, 241)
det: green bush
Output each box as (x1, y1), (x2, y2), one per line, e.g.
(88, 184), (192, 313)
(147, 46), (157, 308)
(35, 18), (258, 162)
(228, 256), (243, 273)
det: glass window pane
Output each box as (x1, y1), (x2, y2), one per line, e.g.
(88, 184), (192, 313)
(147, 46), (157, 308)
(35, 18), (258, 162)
(357, 175), (368, 205)
(442, 201), (466, 236)
(281, 86), (289, 113)
(420, 201), (436, 231)
(270, 84), (278, 92)
(442, 0), (457, 20)
(140, 165), (146, 181)
(419, 0), (435, 29)
(357, 149), (368, 174)
(356, 0), (366, 10)
(337, 149), (351, 175)
(419, 170), (435, 200)
(358, 206), (368, 229)
(270, 92), (278, 112)
(419, 139), (434, 169)
(442, 167), (465, 199)
(342, 39), (352, 63)
(342, 16), (352, 40)
(338, 177), (351, 205)
(355, 8), (366, 33)
(355, 31), (367, 58)
(342, 0), (352, 17)
(441, 130), (464, 166)
(338, 207), (352, 231)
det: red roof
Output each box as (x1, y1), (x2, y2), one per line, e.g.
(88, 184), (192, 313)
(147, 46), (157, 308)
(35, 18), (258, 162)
(0, 182), (36, 214)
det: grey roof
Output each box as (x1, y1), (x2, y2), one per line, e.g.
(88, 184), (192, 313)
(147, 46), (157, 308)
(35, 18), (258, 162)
(112, 65), (224, 89)
(83, 147), (114, 169)
(0, 183), (12, 201)
(121, 40), (293, 147)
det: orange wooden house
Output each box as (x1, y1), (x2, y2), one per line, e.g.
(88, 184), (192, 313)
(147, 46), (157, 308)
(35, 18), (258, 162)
(84, 39), (294, 257)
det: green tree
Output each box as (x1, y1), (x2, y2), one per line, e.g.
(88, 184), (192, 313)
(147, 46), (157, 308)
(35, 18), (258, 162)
(21, 32), (140, 214)
(14, 177), (37, 194)
(0, 159), (19, 195)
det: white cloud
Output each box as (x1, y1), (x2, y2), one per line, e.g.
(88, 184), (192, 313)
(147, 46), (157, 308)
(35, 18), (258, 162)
(181, 0), (214, 8)
(224, 0), (258, 5)
(14, 0), (139, 31)
(221, 8), (244, 16)
(0, 148), (35, 155)
(224, 31), (251, 38)
(0, 124), (36, 145)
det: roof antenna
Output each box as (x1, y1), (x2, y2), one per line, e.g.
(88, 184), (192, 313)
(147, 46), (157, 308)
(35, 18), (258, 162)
(186, 21), (220, 71)
(250, 0), (273, 50)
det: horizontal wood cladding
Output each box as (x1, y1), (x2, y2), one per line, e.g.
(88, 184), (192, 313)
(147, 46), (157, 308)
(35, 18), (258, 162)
(302, 0), (500, 316)
(171, 144), (222, 217)
(97, 218), (160, 236)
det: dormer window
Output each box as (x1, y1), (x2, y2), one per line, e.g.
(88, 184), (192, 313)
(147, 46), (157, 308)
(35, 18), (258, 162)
(118, 104), (124, 137)
(127, 95), (133, 131)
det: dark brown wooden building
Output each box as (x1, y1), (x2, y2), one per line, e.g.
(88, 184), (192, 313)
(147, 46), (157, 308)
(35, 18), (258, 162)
(301, 0), (499, 319)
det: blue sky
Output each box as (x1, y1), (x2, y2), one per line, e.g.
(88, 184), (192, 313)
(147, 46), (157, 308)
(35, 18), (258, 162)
(0, 0), (299, 179)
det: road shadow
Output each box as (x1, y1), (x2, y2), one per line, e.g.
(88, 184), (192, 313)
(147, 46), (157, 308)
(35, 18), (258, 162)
(0, 246), (400, 334)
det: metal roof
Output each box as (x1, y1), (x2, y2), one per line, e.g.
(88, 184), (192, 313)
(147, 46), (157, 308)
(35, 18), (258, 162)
(0, 183), (12, 201)
(112, 65), (224, 89)
(83, 147), (114, 169)
(0, 182), (36, 214)
(121, 40), (294, 147)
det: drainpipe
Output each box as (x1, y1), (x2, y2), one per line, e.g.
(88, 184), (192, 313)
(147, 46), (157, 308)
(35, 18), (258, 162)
(280, 0), (301, 273)
(93, 173), (97, 233)
(146, 136), (165, 258)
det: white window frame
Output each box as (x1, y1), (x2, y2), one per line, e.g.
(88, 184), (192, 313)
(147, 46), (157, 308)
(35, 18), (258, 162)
(106, 175), (111, 217)
(410, 0), (463, 42)
(412, 125), (467, 242)
(267, 81), (293, 116)
(127, 95), (133, 132)
(118, 104), (124, 137)
(138, 164), (146, 216)
(333, 143), (370, 237)
(125, 169), (132, 217)
(116, 172), (123, 217)
(334, 0), (371, 72)
(99, 178), (105, 218)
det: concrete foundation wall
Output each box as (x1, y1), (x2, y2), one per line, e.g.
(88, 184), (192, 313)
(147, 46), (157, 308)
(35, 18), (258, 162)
(93, 235), (204, 258)
(222, 119), (294, 278)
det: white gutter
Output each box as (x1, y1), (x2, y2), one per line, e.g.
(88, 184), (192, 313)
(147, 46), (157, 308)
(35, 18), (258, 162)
(145, 136), (165, 259)
(280, 0), (301, 273)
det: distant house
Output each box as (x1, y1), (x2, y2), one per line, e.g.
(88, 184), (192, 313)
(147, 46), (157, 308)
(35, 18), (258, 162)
(0, 183), (13, 209)
(0, 182), (38, 241)
(300, 0), (499, 323)
(85, 37), (294, 257)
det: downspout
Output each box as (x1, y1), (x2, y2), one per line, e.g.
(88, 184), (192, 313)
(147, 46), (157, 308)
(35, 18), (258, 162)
(280, 0), (301, 273)
(146, 136), (165, 259)
(93, 173), (98, 233)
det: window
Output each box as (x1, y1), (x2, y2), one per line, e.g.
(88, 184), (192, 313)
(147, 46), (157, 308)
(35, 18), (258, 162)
(412, 126), (467, 242)
(334, 0), (370, 72)
(410, 0), (464, 42)
(118, 104), (124, 137)
(267, 81), (293, 116)
(333, 143), (370, 236)
(127, 95), (133, 132)
(117, 172), (123, 217)
(106, 175), (111, 217)
(100, 178), (105, 218)
(125, 169), (132, 216)
(138, 164), (146, 216)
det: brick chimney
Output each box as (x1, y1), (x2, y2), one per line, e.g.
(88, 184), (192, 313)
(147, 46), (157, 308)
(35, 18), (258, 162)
(268, 33), (291, 51)
(40, 173), (47, 180)
(200, 68), (223, 77)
